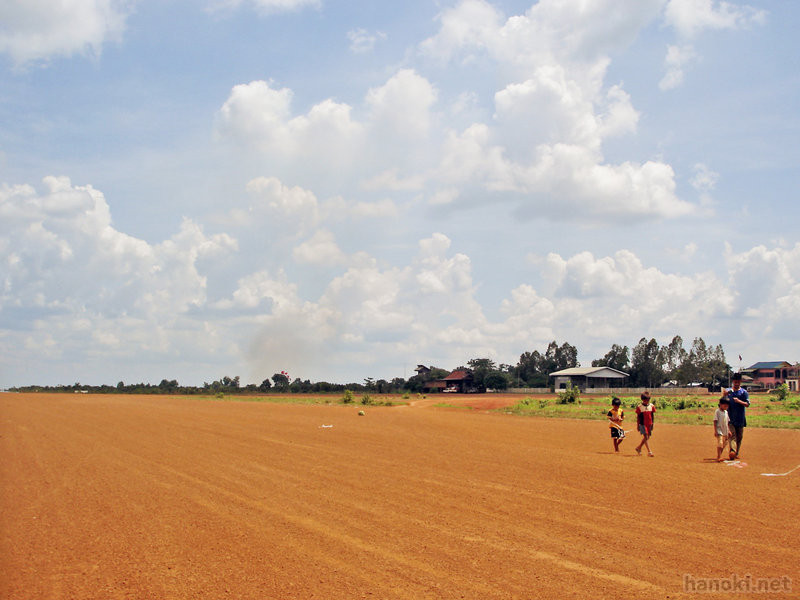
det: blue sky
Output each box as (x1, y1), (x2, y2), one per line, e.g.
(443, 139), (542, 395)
(1, 0), (798, 387)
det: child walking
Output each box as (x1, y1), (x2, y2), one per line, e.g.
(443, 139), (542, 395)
(714, 397), (731, 462)
(607, 397), (625, 452)
(635, 392), (655, 457)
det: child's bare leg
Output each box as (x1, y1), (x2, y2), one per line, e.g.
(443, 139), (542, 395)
(643, 434), (653, 456)
(733, 428), (743, 457)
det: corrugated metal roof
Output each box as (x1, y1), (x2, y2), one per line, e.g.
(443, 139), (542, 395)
(550, 367), (629, 377)
(748, 361), (792, 370)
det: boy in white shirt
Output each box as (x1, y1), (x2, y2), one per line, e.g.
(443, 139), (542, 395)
(714, 397), (731, 462)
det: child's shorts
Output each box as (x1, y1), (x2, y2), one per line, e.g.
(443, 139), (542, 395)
(716, 434), (729, 449)
(638, 424), (652, 436)
(611, 427), (625, 439)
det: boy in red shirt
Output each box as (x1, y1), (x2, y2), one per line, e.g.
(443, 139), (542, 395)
(635, 391), (655, 457)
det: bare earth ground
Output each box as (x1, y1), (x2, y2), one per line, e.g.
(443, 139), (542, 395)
(1, 393), (798, 599)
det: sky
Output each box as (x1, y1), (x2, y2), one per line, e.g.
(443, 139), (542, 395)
(1, 0), (798, 388)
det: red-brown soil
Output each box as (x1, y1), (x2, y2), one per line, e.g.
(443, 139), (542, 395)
(2, 393), (798, 599)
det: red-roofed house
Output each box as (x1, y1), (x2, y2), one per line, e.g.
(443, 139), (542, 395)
(427, 369), (476, 393)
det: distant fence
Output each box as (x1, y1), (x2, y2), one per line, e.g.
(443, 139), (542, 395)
(588, 387), (717, 396)
(507, 387), (718, 396)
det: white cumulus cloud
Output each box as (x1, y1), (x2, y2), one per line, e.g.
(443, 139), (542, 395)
(0, 176), (237, 372)
(3, 177), (798, 384)
(664, 0), (766, 38)
(292, 230), (347, 266)
(366, 69), (438, 139)
(215, 80), (363, 164)
(218, 19), (698, 224)
(0, 0), (128, 67)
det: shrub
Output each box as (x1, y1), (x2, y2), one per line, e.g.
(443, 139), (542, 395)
(342, 389), (354, 404)
(361, 394), (373, 405)
(771, 383), (789, 402)
(672, 398), (699, 410)
(557, 384), (581, 404)
(516, 397), (549, 409)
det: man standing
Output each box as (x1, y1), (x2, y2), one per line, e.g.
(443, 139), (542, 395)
(726, 373), (750, 459)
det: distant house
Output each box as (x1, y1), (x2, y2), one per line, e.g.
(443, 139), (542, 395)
(427, 369), (476, 393)
(743, 361), (794, 390)
(550, 367), (629, 391)
(787, 364), (800, 393)
(414, 365), (431, 377)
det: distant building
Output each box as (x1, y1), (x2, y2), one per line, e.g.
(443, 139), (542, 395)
(414, 365), (431, 377)
(550, 367), (629, 391)
(785, 364), (800, 392)
(743, 361), (794, 390)
(427, 369), (476, 393)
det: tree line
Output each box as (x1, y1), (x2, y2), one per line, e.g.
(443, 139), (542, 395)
(406, 336), (729, 391)
(9, 335), (730, 394)
(592, 335), (729, 388)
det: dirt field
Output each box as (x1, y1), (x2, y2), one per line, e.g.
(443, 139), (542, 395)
(2, 393), (798, 599)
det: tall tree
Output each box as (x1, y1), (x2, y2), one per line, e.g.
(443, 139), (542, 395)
(271, 372), (289, 391)
(221, 375), (240, 389)
(663, 335), (687, 381)
(467, 358), (497, 389)
(484, 371), (510, 390)
(542, 341), (560, 375)
(515, 341), (578, 387)
(516, 350), (544, 386)
(554, 341), (579, 371)
(592, 344), (630, 372)
(707, 344), (729, 386)
(682, 337), (709, 384)
(630, 338), (664, 387)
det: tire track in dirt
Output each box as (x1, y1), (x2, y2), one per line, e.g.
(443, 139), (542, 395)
(104, 445), (505, 599)
(105, 405), (672, 595)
